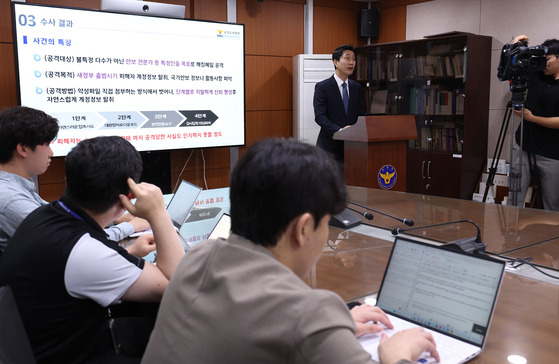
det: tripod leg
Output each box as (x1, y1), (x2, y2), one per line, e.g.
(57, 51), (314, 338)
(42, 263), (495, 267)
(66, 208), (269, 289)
(483, 106), (513, 202)
(508, 108), (528, 207)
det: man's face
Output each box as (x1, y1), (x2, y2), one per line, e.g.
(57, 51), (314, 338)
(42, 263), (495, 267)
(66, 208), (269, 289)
(334, 50), (356, 80)
(25, 142), (53, 176)
(544, 54), (559, 79)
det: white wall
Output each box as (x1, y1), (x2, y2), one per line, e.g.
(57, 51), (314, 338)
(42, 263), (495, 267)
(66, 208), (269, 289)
(406, 0), (559, 163)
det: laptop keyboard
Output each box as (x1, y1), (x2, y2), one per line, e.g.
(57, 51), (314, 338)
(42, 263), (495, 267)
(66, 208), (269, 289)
(359, 315), (479, 364)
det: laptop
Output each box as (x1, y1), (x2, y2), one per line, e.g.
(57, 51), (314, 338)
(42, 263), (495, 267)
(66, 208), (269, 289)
(358, 236), (505, 364)
(130, 180), (202, 237)
(207, 213), (231, 240)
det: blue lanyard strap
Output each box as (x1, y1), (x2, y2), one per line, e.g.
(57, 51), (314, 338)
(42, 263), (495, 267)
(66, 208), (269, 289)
(58, 200), (84, 221)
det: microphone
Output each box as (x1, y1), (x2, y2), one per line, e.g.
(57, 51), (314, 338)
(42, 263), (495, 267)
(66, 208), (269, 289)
(348, 201), (414, 226)
(391, 219), (486, 254)
(346, 206), (374, 220)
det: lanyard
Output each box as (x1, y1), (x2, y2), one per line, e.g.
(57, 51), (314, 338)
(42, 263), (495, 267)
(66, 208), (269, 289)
(58, 200), (84, 221)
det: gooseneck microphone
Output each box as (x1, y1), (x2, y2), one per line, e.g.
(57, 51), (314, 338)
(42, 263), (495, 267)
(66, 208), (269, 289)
(391, 219), (486, 254)
(346, 206), (373, 220)
(348, 201), (414, 226)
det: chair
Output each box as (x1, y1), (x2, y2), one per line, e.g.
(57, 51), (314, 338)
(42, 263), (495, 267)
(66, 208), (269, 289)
(0, 286), (36, 364)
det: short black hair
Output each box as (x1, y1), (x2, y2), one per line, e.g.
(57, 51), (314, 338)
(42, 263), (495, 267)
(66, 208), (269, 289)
(64, 136), (143, 213)
(542, 38), (559, 57)
(332, 44), (356, 66)
(0, 106), (59, 164)
(230, 138), (347, 247)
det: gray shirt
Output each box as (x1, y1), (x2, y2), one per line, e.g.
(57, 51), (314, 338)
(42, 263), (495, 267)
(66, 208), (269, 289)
(143, 234), (415, 364)
(0, 171), (133, 249)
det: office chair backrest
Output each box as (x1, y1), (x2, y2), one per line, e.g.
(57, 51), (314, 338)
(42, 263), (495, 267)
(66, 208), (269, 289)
(0, 286), (36, 364)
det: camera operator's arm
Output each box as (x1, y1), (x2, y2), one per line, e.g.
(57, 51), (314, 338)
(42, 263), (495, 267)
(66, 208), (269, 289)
(514, 108), (559, 129)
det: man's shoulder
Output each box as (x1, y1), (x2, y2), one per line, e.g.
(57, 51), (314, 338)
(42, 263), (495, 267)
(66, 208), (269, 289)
(348, 78), (362, 89)
(316, 75), (336, 87)
(0, 172), (30, 192)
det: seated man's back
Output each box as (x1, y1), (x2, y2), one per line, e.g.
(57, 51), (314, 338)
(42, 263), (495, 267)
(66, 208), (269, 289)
(0, 198), (143, 362)
(142, 234), (369, 363)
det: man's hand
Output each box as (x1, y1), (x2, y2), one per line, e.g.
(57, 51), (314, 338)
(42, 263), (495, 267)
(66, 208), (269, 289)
(378, 327), (440, 364)
(513, 108), (559, 129)
(126, 234), (156, 258)
(128, 217), (150, 233)
(513, 107), (534, 121)
(513, 34), (529, 44)
(119, 178), (167, 221)
(350, 304), (394, 337)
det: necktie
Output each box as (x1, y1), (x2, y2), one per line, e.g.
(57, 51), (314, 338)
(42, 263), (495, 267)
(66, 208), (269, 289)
(342, 82), (349, 114)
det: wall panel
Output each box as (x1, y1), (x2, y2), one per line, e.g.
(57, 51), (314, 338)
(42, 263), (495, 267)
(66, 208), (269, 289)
(313, 6), (364, 55)
(0, 1), (12, 43)
(314, 0), (364, 9)
(181, 166), (231, 190)
(37, 158), (65, 202)
(0, 43), (17, 109)
(171, 147), (231, 190)
(238, 0), (304, 56)
(192, 0), (227, 21)
(376, 6), (407, 43)
(245, 110), (293, 145)
(245, 55), (293, 111)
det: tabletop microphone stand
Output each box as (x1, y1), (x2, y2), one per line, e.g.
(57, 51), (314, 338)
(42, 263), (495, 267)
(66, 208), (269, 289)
(348, 201), (414, 226)
(392, 219), (486, 254)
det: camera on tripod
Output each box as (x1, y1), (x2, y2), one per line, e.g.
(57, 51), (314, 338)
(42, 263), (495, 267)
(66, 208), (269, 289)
(497, 40), (548, 92)
(483, 40), (548, 204)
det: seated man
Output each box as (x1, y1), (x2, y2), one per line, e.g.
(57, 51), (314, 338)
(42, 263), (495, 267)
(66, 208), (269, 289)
(0, 136), (185, 363)
(0, 106), (152, 256)
(142, 138), (439, 364)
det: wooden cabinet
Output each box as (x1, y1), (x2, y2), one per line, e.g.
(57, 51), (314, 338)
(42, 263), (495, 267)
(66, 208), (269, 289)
(355, 33), (491, 199)
(406, 150), (461, 198)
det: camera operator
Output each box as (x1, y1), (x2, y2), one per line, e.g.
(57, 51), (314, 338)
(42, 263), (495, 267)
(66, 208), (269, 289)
(509, 34), (559, 211)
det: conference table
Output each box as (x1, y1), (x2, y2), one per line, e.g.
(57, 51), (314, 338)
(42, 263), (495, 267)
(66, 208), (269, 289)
(308, 186), (559, 363)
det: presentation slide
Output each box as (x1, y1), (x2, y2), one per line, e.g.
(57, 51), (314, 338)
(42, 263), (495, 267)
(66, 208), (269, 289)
(12, 3), (245, 156)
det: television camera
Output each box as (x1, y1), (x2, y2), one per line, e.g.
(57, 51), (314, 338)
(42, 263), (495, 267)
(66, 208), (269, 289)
(497, 40), (548, 93)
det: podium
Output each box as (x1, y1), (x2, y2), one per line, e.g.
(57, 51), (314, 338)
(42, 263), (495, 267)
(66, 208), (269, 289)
(334, 115), (417, 191)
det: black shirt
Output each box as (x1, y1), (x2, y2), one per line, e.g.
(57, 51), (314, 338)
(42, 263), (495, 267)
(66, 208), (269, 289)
(515, 71), (559, 160)
(0, 196), (143, 363)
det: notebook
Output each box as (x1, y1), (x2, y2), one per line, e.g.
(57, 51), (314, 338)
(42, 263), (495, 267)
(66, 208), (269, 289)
(130, 180), (202, 237)
(207, 213), (231, 240)
(359, 236), (505, 364)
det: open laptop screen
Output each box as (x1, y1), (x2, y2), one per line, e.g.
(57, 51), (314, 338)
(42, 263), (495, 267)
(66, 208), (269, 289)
(207, 213), (231, 240)
(376, 237), (505, 347)
(166, 180), (202, 229)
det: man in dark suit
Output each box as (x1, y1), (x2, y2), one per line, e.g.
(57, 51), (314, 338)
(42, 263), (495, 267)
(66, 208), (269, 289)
(314, 44), (366, 163)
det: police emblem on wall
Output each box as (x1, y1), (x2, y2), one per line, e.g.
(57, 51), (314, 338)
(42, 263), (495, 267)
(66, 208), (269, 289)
(378, 165), (397, 190)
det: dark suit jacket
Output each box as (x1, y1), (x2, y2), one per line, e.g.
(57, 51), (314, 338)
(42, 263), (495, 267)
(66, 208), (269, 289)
(313, 75), (366, 162)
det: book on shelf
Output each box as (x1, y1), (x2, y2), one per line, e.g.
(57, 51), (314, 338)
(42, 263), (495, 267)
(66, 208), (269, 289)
(411, 122), (462, 153)
(409, 86), (464, 115)
(387, 57), (398, 80)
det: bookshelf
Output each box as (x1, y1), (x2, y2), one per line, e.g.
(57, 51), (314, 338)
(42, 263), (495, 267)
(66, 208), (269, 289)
(355, 33), (491, 199)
